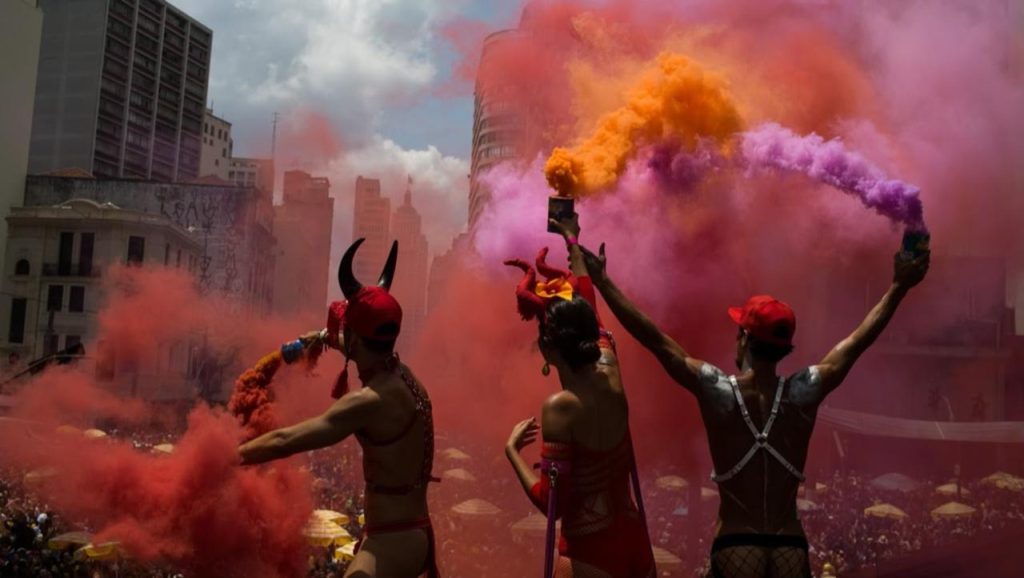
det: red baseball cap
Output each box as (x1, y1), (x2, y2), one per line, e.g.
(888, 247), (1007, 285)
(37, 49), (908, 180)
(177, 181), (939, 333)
(728, 295), (796, 347)
(327, 287), (403, 344)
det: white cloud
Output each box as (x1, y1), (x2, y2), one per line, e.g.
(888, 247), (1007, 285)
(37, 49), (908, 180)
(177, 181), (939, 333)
(329, 137), (470, 254)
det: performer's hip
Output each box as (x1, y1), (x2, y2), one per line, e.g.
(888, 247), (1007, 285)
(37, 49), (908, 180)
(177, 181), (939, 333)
(558, 515), (654, 578)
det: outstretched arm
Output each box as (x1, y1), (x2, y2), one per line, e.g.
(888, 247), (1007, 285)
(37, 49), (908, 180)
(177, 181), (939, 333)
(579, 243), (704, 394)
(816, 251), (930, 396)
(239, 389), (377, 465)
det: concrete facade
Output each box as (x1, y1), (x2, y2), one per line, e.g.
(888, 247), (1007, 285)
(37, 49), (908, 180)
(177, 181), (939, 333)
(0, 0), (44, 284)
(23, 175), (275, 314)
(199, 108), (232, 180)
(28, 0), (212, 182)
(272, 171), (334, 317)
(1, 198), (203, 401)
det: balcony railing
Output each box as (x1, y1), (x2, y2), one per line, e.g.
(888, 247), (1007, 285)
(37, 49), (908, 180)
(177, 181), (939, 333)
(42, 263), (102, 278)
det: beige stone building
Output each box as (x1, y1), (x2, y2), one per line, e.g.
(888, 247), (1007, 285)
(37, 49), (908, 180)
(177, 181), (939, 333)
(1, 198), (202, 401)
(229, 157), (275, 194)
(199, 108), (232, 180)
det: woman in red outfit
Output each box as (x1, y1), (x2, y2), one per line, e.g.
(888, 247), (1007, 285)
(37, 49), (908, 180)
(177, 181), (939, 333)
(504, 216), (655, 578)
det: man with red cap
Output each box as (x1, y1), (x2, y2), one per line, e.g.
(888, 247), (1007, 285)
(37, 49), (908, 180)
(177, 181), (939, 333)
(576, 236), (929, 578)
(239, 239), (440, 578)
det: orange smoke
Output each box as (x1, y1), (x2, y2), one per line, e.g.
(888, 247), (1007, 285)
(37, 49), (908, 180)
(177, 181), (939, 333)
(544, 52), (744, 196)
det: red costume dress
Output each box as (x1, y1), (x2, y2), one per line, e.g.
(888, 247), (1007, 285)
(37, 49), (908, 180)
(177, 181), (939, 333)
(507, 250), (655, 578)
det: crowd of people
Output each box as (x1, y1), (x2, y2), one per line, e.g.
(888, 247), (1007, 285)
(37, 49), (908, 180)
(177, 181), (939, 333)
(3, 425), (1023, 578)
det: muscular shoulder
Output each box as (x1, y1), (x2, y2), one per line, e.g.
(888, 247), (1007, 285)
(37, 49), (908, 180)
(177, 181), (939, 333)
(541, 391), (580, 443)
(785, 366), (824, 407)
(697, 363), (734, 404)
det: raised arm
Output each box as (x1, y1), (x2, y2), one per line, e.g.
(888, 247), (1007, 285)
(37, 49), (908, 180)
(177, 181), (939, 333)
(239, 388), (378, 465)
(578, 242), (704, 394)
(816, 250), (930, 395)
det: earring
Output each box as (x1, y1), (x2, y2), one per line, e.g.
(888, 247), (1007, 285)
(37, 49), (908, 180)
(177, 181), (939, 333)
(542, 362), (551, 376)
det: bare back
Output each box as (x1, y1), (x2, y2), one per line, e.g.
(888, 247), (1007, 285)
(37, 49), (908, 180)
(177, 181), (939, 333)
(356, 363), (433, 527)
(697, 364), (824, 537)
(563, 348), (630, 452)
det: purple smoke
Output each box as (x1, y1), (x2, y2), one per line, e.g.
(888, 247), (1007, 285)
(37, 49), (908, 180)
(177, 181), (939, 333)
(740, 122), (926, 232)
(646, 139), (724, 191)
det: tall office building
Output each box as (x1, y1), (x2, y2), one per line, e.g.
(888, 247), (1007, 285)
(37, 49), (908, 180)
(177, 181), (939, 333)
(199, 108), (232, 180)
(352, 177), (392, 286)
(273, 171), (334, 317)
(390, 180), (429, 346)
(28, 0), (212, 182)
(0, 0), (44, 281)
(468, 1), (563, 229)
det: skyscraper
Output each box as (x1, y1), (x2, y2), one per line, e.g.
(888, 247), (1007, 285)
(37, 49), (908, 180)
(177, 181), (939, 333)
(28, 0), (212, 182)
(468, 1), (562, 230)
(273, 171), (334, 317)
(0, 0), (44, 280)
(390, 179), (429, 347)
(352, 177), (391, 288)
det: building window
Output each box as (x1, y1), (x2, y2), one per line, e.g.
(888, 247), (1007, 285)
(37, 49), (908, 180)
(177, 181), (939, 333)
(69, 286), (85, 313)
(222, 147), (226, 158)
(44, 334), (59, 357)
(59, 232), (74, 275)
(176, 249), (182, 268)
(47, 285), (64, 312)
(8, 298), (27, 343)
(79, 233), (94, 276)
(164, 243), (171, 265)
(127, 236), (145, 265)
(65, 335), (82, 351)
(14, 259), (30, 275)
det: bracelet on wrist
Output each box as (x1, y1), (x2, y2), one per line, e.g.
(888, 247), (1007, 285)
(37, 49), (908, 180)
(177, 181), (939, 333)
(566, 236), (579, 247)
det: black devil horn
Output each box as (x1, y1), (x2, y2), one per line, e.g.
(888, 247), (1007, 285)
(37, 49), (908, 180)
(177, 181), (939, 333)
(378, 241), (398, 290)
(338, 239), (365, 299)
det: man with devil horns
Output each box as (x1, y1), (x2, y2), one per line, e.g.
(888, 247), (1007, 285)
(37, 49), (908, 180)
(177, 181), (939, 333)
(239, 239), (440, 578)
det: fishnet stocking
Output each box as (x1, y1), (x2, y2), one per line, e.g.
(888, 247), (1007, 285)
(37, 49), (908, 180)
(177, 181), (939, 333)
(709, 545), (810, 578)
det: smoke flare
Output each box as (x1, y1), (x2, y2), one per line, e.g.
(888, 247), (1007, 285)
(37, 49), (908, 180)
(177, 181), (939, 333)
(544, 52), (743, 197)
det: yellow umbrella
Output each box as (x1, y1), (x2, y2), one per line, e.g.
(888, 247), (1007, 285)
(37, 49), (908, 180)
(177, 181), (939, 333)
(24, 467), (57, 485)
(73, 542), (122, 561)
(441, 448), (471, 461)
(655, 475), (688, 491)
(701, 487), (719, 501)
(822, 562), (837, 578)
(931, 501), (976, 520)
(443, 468), (477, 482)
(55, 425), (82, 435)
(83, 428), (108, 440)
(510, 513), (557, 535)
(935, 483), (969, 497)
(981, 472), (1024, 492)
(48, 531), (92, 550)
(357, 513), (365, 526)
(796, 498), (819, 512)
(302, 517), (354, 547)
(652, 547), (682, 568)
(313, 509), (350, 526)
(334, 541), (357, 562)
(152, 443), (174, 455)
(451, 499), (502, 518)
(864, 503), (908, 521)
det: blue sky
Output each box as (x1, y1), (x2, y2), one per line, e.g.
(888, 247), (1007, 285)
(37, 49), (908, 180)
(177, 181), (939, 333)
(169, 0), (526, 252)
